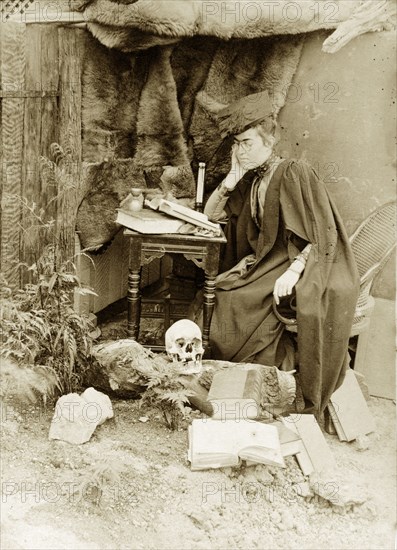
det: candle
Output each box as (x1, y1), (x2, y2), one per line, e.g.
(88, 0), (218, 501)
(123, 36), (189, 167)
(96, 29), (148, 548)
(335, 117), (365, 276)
(196, 162), (205, 211)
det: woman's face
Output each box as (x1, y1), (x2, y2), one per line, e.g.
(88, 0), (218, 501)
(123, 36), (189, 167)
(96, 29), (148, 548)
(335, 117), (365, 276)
(233, 127), (272, 169)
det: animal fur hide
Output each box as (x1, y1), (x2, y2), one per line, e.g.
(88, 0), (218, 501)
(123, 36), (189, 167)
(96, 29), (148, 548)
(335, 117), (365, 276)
(78, 0), (395, 53)
(77, 33), (304, 246)
(75, 0), (395, 247)
(134, 46), (190, 168)
(81, 32), (147, 162)
(77, 39), (197, 246)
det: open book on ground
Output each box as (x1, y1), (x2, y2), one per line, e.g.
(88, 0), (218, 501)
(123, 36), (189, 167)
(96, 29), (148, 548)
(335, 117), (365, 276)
(207, 368), (263, 420)
(188, 418), (284, 471)
(116, 208), (185, 234)
(145, 197), (220, 232)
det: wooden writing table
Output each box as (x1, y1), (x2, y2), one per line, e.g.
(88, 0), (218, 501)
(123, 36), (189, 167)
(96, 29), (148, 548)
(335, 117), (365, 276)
(124, 229), (227, 349)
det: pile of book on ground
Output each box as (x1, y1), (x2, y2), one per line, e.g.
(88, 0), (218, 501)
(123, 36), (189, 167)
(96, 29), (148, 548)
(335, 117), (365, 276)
(188, 366), (375, 475)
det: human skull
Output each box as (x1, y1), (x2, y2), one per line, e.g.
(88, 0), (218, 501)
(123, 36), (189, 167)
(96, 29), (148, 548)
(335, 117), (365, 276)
(165, 319), (204, 366)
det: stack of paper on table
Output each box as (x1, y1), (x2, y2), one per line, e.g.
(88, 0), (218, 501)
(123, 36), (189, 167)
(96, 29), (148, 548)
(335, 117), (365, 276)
(116, 208), (185, 234)
(188, 418), (284, 471)
(207, 368), (263, 420)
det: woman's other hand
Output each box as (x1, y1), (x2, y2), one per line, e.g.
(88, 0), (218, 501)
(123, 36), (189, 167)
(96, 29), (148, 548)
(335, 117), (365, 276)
(273, 269), (301, 305)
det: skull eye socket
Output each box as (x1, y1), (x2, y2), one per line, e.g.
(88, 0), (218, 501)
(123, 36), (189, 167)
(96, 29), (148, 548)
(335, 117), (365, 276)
(175, 338), (186, 348)
(192, 337), (202, 347)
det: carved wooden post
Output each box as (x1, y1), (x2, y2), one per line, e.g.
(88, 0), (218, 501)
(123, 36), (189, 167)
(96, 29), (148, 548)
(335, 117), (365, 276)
(0, 23), (26, 288)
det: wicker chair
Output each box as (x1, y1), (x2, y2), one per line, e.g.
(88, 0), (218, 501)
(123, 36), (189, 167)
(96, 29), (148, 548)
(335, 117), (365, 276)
(347, 201), (396, 336)
(274, 201), (396, 340)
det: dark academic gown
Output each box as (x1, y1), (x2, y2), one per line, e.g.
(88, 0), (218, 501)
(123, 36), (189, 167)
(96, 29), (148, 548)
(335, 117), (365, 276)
(209, 159), (360, 416)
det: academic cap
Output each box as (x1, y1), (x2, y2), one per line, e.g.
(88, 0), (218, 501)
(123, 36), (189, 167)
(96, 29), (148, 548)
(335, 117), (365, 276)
(217, 90), (275, 139)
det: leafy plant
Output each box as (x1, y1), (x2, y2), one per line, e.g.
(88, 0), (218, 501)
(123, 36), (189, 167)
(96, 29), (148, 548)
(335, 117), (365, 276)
(0, 143), (97, 402)
(0, 250), (96, 398)
(132, 357), (195, 430)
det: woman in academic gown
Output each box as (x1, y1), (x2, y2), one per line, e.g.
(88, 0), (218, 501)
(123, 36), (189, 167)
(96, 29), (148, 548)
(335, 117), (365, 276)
(195, 91), (360, 417)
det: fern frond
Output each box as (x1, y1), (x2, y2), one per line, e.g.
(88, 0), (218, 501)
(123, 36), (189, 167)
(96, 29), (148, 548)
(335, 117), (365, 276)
(159, 390), (195, 405)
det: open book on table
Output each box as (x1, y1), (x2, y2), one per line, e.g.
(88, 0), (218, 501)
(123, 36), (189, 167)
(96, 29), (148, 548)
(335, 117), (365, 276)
(188, 418), (284, 471)
(145, 197), (220, 232)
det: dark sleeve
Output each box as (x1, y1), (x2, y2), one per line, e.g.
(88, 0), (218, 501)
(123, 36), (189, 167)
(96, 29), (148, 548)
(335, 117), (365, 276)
(280, 159), (340, 258)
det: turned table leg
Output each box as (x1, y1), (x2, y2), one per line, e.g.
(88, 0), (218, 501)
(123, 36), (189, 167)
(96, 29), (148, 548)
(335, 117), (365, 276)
(202, 242), (222, 354)
(127, 269), (141, 339)
(202, 274), (216, 351)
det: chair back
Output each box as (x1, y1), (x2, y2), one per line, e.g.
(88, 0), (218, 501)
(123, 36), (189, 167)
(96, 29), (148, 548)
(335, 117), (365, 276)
(349, 201), (396, 283)
(348, 201), (396, 332)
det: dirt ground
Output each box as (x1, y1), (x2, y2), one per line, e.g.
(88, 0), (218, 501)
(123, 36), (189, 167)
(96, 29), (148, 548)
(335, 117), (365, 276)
(1, 316), (396, 550)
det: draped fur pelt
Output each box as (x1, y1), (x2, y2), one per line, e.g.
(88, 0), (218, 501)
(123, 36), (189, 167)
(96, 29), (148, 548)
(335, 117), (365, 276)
(76, 31), (304, 247)
(77, 0), (395, 53)
(78, 38), (196, 247)
(81, 32), (147, 162)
